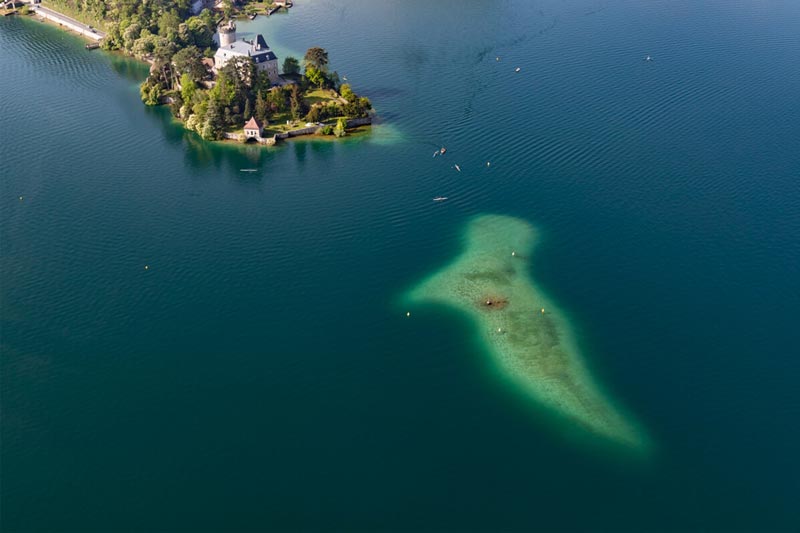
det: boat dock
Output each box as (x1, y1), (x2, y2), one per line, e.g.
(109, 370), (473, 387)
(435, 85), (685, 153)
(266, 1), (292, 16)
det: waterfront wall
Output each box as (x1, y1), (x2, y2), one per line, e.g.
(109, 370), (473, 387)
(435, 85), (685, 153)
(277, 117), (372, 139)
(346, 117), (372, 128)
(223, 116), (372, 145)
(223, 132), (277, 146)
(35, 8), (103, 41)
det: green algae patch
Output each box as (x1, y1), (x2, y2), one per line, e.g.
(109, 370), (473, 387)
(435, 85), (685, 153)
(406, 214), (650, 452)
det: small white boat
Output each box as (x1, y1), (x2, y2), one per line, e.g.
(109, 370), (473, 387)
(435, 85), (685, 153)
(433, 151), (438, 158)
(240, 169), (257, 172)
(433, 197), (448, 202)
(440, 147), (447, 155)
(644, 55), (653, 61)
(454, 164), (461, 172)
(515, 67), (521, 72)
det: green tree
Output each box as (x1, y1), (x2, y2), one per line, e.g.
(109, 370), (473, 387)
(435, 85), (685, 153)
(104, 21), (123, 50)
(140, 81), (162, 106)
(303, 47), (329, 72)
(205, 98), (225, 136)
(180, 73), (197, 103)
(267, 87), (287, 113)
(334, 117), (347, 137)
(132, 31), (159, 58)
(339, 83), (355, 102)
(358, 97), (372, 114)
(220, 57), (256, 92)
(255, 91), (269, 123)
(173, 45), (205, 81)
(185, 15), (214, 49)
(201, 119), (215, 140)
(157, 10), (181, 41)
(282, 56), (300, 75)
(122, 22), (142, 52)
(243, 98), (252, 121)
(305, 106), (321, 123)
(305, 66), (325, 89)
(289, 85), (304, 119)
(327, 71), (341, 91)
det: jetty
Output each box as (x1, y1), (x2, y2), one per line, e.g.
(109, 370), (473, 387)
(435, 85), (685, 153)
(267, 0), (292, 16)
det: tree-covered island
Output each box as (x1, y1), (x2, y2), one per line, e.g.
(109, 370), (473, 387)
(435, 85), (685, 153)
(38, 0), (373, 142)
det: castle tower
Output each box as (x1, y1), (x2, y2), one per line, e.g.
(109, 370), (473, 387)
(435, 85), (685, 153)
(218, 21), (236, 47)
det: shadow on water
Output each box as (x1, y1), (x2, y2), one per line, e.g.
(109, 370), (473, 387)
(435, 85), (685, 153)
(107, 53), (150, 83)
(136, 104), (281, 177)
(141, 100), (344, 178)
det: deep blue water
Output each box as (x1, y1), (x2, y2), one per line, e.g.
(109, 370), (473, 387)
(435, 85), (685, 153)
(2, 0), (799, 530)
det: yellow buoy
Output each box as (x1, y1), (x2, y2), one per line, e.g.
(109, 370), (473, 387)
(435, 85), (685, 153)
(541, 308), (545, 314)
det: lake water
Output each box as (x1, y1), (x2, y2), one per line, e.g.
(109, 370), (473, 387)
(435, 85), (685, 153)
(2, 1), (799, 530)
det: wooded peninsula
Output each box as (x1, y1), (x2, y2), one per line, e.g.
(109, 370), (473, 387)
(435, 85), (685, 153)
(38, 0), (373, 141)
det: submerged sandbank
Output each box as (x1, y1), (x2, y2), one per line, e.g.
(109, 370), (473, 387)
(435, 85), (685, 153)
(406, 214), (649, 451)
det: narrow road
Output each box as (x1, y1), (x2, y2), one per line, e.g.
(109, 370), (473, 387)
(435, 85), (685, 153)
(34, 4), (106, 39)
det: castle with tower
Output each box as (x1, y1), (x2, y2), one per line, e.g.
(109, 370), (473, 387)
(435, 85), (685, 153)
(213, 21), (281, 85)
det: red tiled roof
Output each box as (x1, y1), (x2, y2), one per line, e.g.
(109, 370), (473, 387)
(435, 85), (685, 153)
(244, 117), (262, 130)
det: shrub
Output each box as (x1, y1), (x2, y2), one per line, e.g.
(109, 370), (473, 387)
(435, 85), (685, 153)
(334, 117), (347, 137)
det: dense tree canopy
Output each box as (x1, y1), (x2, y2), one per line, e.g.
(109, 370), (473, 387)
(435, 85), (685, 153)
(51, 0), (372, 141)
(282, 56), (300, 75)
(303, 47), (329, 72)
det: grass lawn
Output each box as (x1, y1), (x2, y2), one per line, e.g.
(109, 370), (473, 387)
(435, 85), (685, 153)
(303, 88), (341, 106)
(224, 110), (361, 138)
(243, 2), (280, 14)
(229, 112), (313, 136)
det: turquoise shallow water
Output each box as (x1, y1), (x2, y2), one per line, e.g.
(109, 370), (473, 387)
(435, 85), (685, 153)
(2, 1), (800, 530)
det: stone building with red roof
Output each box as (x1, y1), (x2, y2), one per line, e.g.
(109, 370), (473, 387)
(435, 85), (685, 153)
(243, 117), (264, 140)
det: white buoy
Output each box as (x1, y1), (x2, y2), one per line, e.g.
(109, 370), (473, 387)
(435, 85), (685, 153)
(497, 327), (502, 333)
(541, 308), (545, 314)
(511, 251), (516, 256)
(19, 196), (23, 201)
(144, 265), (150, 270)
(486, 161), (491, 167)
(406, 312), (411, 317)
